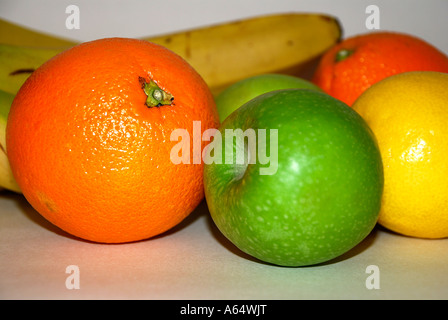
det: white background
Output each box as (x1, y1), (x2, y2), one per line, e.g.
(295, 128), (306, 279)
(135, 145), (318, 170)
(0, 0), (447, 54)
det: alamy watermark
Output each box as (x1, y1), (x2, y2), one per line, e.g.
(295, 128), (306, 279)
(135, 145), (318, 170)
(65, 5), (80, 30)
(365, 5), (380, 30)
(170, 121), (278, 176)
(65, 265), (80, 289)
(365, 264), (380, 290)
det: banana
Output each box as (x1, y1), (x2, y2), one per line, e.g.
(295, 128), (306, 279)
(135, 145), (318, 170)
(0, 18), (78, 47)
(0, 18), (76, 193)
(0, 18), (77, 94)
(0, 89), (20, 193)
(0, 44), (65, 94)
(144, 13), (342, 95)
(0, 13), (341, 95)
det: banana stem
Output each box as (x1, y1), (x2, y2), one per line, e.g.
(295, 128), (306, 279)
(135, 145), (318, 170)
(139, 77), (174, 107)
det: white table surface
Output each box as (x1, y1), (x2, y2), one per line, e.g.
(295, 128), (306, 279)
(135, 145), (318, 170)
(1, 0), (448, 300)
(1, 191), (448, 300)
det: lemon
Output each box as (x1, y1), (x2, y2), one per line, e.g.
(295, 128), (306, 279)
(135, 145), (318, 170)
(353, 71), (448, 238)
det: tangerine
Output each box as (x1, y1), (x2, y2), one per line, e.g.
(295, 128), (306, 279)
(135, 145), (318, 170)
(312, 31), (448, 106)
(6, 38), (220, 243)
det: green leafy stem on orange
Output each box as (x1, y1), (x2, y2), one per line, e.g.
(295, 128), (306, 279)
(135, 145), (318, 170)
(139, 76), (174, 107)
(335, 48), (355, 62)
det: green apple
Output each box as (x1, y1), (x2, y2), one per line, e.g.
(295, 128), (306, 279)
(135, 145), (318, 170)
(203, 89), (383, 267)
(215, 73), (322, 122)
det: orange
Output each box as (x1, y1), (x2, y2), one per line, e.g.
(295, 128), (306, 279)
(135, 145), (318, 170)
(6, 38), (220, 243)
(353, 71), (448, 239)
(312, 31), (448, 106)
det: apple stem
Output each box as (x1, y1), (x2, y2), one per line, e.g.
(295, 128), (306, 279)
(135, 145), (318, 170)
(139, 77), (174, 108)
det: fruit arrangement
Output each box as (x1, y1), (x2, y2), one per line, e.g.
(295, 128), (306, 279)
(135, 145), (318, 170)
(1, 12), (448, 266)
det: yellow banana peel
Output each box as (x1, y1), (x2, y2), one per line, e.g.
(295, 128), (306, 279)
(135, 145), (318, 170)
(0, 13), (341, 95)
(145, 13), (342, 94)
(0, 18), (78, 48)
(0, 89), (20, 192)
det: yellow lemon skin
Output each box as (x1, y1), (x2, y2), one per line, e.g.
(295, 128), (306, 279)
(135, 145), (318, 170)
(353, 71), (448, 239)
